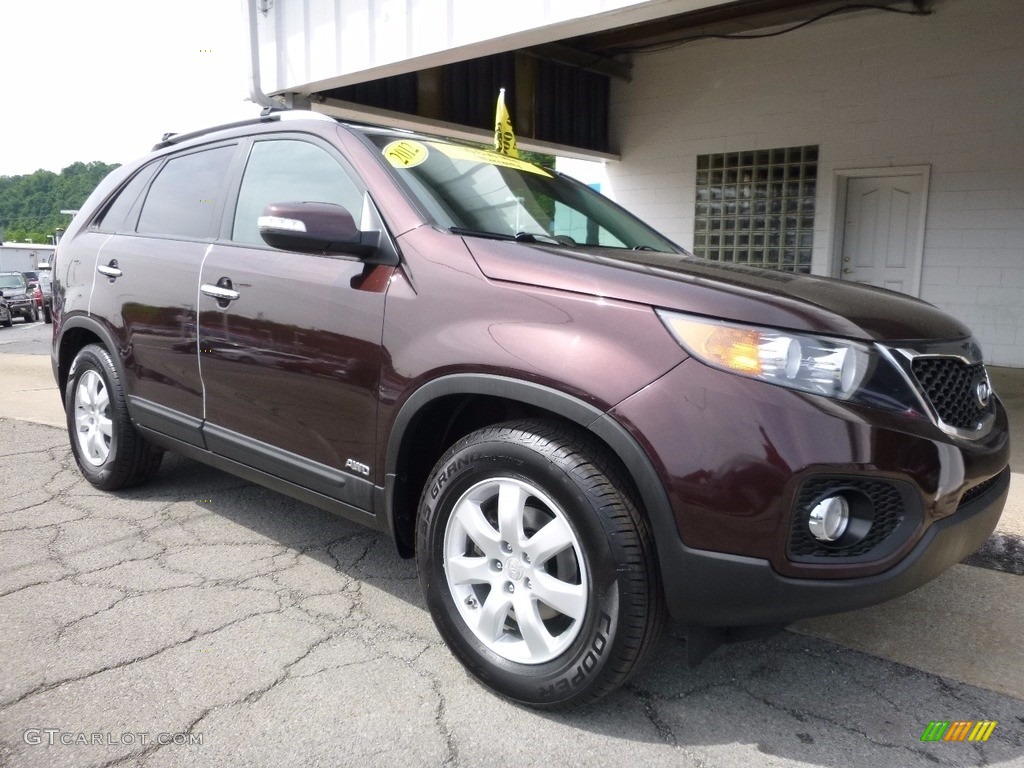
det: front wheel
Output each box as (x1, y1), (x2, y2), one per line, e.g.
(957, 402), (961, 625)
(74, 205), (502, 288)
(65, 344), (163, 489)
(417, 421), (664, 708)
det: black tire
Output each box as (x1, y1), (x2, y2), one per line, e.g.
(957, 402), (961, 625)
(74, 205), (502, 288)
(65, 344), (163, 490)
(23, 309), (35, 323)
(43, 306), (52, 324)
(1, 315), (11, 328)
(417, 420), (664, 708)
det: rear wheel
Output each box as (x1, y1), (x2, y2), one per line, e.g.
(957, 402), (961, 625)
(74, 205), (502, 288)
(417, 420), (664, 708)
(1, 313), (11, 328)
(65, 344), (163, 489)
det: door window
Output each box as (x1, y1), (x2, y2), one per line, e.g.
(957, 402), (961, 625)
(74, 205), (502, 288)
(137, 146), (235, 238)
(231, 139), (363, 246)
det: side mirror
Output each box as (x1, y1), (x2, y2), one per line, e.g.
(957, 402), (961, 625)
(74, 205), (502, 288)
(258, 202), (380, 257)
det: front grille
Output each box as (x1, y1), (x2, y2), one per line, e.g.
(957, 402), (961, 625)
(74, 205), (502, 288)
(910, 357), (989, 430)
(789, 478), (915, 561)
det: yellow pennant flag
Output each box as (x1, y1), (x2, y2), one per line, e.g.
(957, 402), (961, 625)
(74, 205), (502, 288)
(494, 88), (519, 158)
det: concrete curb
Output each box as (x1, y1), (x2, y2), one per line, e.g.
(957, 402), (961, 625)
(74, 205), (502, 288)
(0, 354), (64, 429)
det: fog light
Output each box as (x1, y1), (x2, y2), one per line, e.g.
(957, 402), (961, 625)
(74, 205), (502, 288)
(808, 495), (850, 542)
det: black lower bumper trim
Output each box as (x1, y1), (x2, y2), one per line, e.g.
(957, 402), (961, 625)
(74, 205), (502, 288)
(662, 467), (1010, 627)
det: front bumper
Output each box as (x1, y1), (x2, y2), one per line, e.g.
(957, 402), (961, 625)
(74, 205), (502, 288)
(6, 296), (33, 315)
(658, 467), (1007, 625)
(610, 357), (1011, 626)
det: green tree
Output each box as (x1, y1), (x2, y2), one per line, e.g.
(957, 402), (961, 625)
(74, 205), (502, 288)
(0, 161), (119, 243)
(519, 150), (556, 169)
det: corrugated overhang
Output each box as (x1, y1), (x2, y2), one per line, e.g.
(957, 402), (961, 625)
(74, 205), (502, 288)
(274, 0), (925, 158)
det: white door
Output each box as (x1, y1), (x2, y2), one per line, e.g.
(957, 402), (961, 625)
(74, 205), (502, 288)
(839, 174), (927, 296)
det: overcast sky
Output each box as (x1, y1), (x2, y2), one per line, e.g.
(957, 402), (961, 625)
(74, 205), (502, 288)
(0, 0), (259, 177)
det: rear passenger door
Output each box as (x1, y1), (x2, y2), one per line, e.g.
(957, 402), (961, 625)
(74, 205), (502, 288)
(197, 135), (393, 511)
(87, 144), (237, 442)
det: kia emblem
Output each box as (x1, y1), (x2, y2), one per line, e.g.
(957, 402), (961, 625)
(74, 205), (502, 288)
(975, 379), (992, 408)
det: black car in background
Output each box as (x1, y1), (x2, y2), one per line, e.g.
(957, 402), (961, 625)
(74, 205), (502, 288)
(0, 294), (11, 327)
(0, 272), (37, 323)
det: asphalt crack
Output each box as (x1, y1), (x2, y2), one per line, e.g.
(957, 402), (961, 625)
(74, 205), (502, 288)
(626, 683), (680, 747)
(0, 605), (285, 711)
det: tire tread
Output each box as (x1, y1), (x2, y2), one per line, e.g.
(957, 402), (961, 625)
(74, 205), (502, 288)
(424, 418), (665, 708)
(66, 344), (163, 490)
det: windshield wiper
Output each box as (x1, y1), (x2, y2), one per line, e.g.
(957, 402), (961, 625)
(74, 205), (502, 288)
(449, 227), (515, 241)
(448, 227), (565, 246)
(514, 231), (564, 245)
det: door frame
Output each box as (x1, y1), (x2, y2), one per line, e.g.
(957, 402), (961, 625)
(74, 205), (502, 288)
(830, 165), (931, 297)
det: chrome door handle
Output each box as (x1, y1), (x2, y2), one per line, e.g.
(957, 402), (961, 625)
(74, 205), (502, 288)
(97, 261), (122, 279)
(201, 278), (240, 309)
(200, 284), (240, 301)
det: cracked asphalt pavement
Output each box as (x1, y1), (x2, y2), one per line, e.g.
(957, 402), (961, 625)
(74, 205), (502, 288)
(1, 321), (1023, 767)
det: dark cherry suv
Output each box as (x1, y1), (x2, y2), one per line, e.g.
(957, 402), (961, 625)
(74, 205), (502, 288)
(51, 110), (1010, 707)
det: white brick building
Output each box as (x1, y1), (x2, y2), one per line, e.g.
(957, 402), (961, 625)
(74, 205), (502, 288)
(600, 0), (1024, 365)
(250, 0), (1024, 365)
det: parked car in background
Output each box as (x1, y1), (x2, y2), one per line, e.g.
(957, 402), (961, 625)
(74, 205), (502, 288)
(50, 111), (1011, 708)
(30, 282), (44, 313)
(23, 274), (40, 313)
(0, 272), (37, 323)
(35, 264), (53, 323)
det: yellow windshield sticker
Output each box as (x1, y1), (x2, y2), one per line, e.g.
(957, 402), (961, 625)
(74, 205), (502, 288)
(382, 140), (429, 168)
(427, 142), (551, 177)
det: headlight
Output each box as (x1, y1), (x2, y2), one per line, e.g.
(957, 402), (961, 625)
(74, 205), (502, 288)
(657, 310), (923, 413)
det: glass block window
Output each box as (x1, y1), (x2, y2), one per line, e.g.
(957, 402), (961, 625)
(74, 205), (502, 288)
(693, 145), (818, 273)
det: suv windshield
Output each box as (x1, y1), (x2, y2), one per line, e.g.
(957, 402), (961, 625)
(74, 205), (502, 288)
(362, 132), (679, 253)
(0, 274), (26, 290)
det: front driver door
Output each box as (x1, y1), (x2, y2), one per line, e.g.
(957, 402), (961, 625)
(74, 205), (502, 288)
(197, 136), (394, 514)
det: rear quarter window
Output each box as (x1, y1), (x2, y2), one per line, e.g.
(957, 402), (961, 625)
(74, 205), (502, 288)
(93, 163), (159, 233)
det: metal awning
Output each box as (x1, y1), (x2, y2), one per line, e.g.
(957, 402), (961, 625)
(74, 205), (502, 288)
(256, 0), (926, 158)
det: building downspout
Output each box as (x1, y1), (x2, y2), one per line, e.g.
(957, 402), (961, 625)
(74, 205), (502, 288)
(245, 0), (279, 109)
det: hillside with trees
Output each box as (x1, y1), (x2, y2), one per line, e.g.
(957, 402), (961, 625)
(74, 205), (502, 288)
(0, 162), (119, 243)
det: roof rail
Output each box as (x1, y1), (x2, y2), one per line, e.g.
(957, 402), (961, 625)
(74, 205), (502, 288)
(278, 110), (336, 123)
(151, 109), (336, 151)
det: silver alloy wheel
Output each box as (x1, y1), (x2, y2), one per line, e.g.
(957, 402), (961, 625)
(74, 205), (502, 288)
(74, 369), (113, 467)
(443, 477), (588, 664)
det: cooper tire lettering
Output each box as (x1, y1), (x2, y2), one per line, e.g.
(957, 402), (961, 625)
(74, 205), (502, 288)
(417, 421), (664, 707)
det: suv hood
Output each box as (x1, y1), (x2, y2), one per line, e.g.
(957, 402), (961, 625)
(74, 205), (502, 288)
(464, 239), (969, 343)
